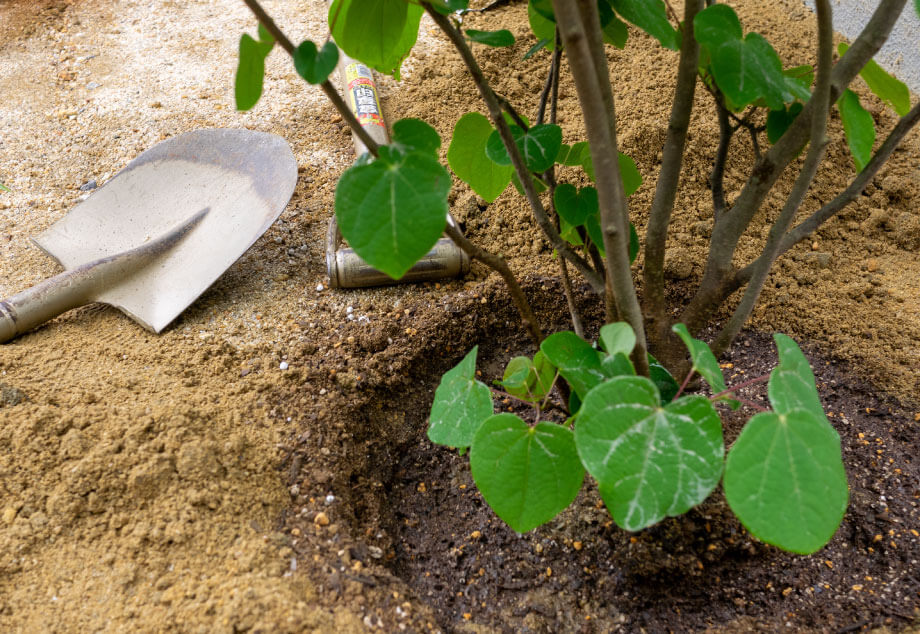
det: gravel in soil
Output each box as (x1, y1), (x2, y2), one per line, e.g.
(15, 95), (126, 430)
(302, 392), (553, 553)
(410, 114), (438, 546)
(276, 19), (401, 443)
(2, 0), (920, 632)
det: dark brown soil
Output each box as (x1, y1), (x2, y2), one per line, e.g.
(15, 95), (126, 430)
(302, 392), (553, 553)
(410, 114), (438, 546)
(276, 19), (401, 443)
(273, 280), (920, 632)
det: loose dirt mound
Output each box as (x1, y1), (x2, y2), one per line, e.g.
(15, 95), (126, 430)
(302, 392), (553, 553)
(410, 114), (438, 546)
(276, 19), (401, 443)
(1, 0), (918, 631)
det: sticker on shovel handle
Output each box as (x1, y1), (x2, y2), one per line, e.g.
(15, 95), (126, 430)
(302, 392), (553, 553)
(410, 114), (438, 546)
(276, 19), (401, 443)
(345, 62), (385, 128)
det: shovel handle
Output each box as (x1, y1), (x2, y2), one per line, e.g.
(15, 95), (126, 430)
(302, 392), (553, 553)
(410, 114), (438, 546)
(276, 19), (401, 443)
(0, 207), (208, 343)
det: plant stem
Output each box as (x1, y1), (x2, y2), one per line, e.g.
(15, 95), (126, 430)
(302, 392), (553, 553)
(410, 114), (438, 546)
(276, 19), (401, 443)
(709, 373), (769, 400)
(553, 0), (649, 376)
(710, 94), (733, 220)
(240, 0), (381, 157)
(425, 4), (607, 296)
(680, 0), (908, 339)
(444, 223), (543, 348)
(710, 0), (834, 356)
(643, 0), (703, 357)
(732, 397), (769, 413)
(672, 368), (696, 401)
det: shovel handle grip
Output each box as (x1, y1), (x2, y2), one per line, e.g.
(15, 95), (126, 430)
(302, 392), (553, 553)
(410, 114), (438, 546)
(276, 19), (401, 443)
(0, 266), (101, 343)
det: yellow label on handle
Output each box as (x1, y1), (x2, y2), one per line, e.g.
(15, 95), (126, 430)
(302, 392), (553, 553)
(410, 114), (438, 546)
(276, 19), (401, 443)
(345, 62), (385, 128)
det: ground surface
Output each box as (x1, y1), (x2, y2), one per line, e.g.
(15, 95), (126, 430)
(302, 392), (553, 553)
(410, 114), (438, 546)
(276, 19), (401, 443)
(0, 0), (919, 632)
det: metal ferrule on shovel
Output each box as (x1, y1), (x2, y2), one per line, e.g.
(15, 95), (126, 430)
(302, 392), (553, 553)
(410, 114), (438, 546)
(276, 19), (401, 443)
(326, 53), (470, 288)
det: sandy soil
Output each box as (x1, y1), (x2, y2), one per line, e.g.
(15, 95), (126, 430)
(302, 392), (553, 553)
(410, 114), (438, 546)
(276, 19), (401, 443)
(0, 0), (918, 631)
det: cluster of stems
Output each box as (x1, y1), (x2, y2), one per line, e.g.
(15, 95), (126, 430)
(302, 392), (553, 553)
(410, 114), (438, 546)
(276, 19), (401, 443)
(243, 0), (919, 379)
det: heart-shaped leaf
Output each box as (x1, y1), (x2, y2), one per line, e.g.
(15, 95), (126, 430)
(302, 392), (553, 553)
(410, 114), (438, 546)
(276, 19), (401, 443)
(609, 0), (679, 50)
(598, 322), (636, 358)
(576, 377), (724, 531)
(724, 408), (848, 553)
(471, 415), (584, 532)
(839, 43), (910, 116)
(335, 146), (449, 279)
(767, 334), (825, 420)
(648, 353), (679, 402)
(540, 331), (606, 399)
(527, 1), (556, 52)
(329, 0), (423, 77)
(766, 102), (803, 144)
(428, 346), (493, 448)
(448, 113), (513, 202)
(293, 40), (339, 85)
(554, 184), (598, 226)
(392, 118), (441, 157)
(466, 29), (516, 47)
(838, 89), (875, 172)
(236, 33), (270, 111)
(486, 124), (562, 173)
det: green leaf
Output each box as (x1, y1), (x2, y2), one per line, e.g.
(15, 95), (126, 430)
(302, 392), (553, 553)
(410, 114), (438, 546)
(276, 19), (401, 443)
(766, 102), (803, 144)
(293, 40), (339, 85)
(618, 152), (642, 196)
(768, 334), (825, 420)
(602, 10), (629, 49)
(559, 216), (583, 246)
(839, 43), (911, 117)
(524, 38), (552, 59)
(428, 0), (469, 14)
(584, 214), (605, 257)
(447, 112), (514, 203)
(724, 409), (848, 553)
(335, 146), (449, 279)
(627, 221), (639, 264)
(527, 1), (556, 51)
(501, 356), (533, 396)
(556, 142), (588, 167)
(511, 171), (548, 196)
(539, 331), (606, 399)
(694, 6), (795, 110)
(648, 353), (679, 402)
(0, 183), (9, 193)
(392, 118), (441, 157)
(487, 124), (562, 172)
(783, 65), (813, 102)
(529, 0), (555, 22)
(671, 324), (732, 401)
(466, 29), (516, 47)
(838, 89), (875, 172)
(448, 113), (513, 203)
(471, 415), (584, 533)
(428, 346), (493, 448)
(576, 377), (724, 531)
(236, 34), (267, 111)
(598, 322), (636, 358)
(602, 352), (636, 377)
(554, 184), (598, 227)
(916, 0), (920, 18)
(329, 0), (423, 77)
(609, 0), (679, 50)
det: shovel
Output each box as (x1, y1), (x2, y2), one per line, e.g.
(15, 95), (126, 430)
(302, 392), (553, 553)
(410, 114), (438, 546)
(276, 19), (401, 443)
(0, 128), (297, 343)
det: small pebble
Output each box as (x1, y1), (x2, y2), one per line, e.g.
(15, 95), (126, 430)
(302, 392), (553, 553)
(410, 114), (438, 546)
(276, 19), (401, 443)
(316, 283), (324, 292)
(319, 388), (327, 395)
(325, 494), (335, 505)
(279, 361), (289, 371)
(86, 81), (99, 90)
(313, 512), (330, 526)
(346, 306), (354, 314)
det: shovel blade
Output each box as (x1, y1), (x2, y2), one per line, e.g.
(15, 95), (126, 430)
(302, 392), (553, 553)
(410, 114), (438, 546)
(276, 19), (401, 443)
(33, 128), (297, 332)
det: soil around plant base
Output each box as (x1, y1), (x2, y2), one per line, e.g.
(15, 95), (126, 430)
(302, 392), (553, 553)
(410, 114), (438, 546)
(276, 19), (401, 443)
(1, 0), (920, 632)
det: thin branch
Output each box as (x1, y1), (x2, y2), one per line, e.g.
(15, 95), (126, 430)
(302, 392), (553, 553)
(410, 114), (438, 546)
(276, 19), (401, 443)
(732, 397), (770, 413)
(642, 0), (703, 356)
(444, 223), (543, 347)
(672, 369), (697, 401)
(241, 0), (381, 157)
(710, 99), (733, 220)
(425, 4), (606, 295)
(711, 0), (834, 356)
(554, 0), (649, 376)
(709, 373), (770, 400)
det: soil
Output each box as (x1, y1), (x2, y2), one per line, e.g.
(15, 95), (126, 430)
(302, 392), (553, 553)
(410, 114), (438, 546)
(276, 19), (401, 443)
(0, 0), (918, 632)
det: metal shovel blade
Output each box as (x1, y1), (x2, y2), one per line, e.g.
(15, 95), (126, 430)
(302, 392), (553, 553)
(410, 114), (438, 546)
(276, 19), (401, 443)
(26, 128), (296, 334)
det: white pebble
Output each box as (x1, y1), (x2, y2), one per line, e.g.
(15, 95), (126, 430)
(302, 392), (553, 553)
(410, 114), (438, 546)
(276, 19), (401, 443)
(346, 306), (354, 314)
(316, 283), (324, 292)
(279, 361), (289, 370)
(319, 388), (327, 395)
(325, 494), (335, 505)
